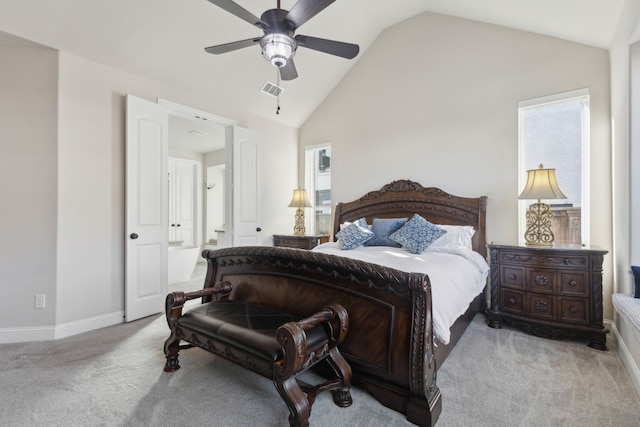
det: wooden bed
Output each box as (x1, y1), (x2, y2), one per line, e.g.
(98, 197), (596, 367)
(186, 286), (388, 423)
(199, 180), (488, 426)
(331, 180), (488, 363)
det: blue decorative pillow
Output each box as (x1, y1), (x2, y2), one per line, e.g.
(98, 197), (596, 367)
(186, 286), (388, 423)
(389, 214), (447, 254)
(632, 266), (640, 298)
(365, 217), (408, 247)
(336, 217), (373, 250)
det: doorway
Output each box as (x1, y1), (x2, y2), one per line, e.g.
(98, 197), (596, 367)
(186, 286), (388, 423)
(125, 95), (262, 321)
(167, 113), (226, 251)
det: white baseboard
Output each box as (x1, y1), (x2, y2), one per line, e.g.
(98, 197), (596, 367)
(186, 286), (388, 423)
(54, 311), (124, 339)
(607, 319), (640, 397)
(0, 325), (56, 343)
(0, 311), (124, 344)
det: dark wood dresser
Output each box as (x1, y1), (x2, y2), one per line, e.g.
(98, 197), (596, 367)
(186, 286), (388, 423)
(487, 243), (608, 350)
(273, 234), (329, 250)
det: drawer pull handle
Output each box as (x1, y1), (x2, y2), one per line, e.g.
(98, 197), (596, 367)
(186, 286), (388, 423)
(569, 306), (577, 313)
(535, 300), (548, 312)
(510, 274), (517, 280)
(569, 280), (577, 286)
(534, 275), (549, 286)
(508, 298), (516, 304)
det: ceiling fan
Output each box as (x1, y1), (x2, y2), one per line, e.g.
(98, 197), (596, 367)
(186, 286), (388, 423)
(204, 0), (360, 81)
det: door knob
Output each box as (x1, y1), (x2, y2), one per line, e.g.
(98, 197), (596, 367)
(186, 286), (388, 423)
(256, 227), (262, 232)
(130, 233), (139, 240)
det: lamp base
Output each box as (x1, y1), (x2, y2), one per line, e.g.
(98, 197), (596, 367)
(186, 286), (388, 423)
(293, 208), (306, 236)
(523, 202), (555, 246)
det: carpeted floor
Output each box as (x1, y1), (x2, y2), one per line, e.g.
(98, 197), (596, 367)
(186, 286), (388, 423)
(2, 268), (639, 426)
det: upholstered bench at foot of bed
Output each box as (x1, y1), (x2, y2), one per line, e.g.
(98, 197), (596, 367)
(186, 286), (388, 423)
(163, 282), (353, 427)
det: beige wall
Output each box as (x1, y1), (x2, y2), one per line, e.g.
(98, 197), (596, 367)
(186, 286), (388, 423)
(0, 46), (58, 329)
(1, 47), (298, 338)
(300, 12), (613, 315)
(55, 53), (298, 326)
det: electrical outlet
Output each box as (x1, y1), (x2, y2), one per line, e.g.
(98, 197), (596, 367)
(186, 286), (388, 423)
(35, 294), (45, 309)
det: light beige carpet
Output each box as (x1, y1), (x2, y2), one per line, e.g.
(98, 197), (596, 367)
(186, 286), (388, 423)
(1, 300), (639, 426)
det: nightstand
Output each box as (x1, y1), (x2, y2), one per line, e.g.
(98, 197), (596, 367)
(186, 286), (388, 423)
(487, 243), (609, 350)
(273, 235), (329, 250)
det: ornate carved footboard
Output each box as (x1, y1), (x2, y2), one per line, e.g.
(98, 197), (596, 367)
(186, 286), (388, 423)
(201, 246), (441, 427)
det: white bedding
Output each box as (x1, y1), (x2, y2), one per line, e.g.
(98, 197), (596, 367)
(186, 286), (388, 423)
(312, 242), (489, 345)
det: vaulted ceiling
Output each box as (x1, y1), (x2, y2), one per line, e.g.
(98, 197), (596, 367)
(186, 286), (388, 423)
(0, 0), (626, 129)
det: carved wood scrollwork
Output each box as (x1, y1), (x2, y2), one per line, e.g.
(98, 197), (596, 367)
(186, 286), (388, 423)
(534, 275), (549, 286)
(535, 300), (548, 312)
(207, 246), (419, 298)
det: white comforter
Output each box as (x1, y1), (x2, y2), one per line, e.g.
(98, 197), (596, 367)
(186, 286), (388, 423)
(312, 242), (489, 345)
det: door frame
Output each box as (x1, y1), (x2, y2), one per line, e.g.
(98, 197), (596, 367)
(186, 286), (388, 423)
(124, 95), (260, 321)
(159, 98), (237, 247)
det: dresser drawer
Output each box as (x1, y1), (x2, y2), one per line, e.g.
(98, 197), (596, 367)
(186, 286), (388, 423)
(527, 268), (556, 294)
(559, 297), (589, 325)
(559, 271), (589, 297)
(500, 266), (525, 289)
(525, 293), (555, 321)
(500, 289), (525, 315)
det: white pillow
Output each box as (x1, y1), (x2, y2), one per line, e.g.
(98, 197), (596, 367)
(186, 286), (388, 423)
(429, 225), (475, 250)
(340, 220), (371, 230)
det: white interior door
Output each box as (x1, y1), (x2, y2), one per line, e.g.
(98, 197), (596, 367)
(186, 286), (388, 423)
(175, 160), (196, 246)
(168, 157), (198, 246)
(125, 94), (168, 322)
(228, 126), (262, 246)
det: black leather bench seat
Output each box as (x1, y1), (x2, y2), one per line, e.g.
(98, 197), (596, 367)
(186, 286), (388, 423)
(178, 300), (328, 361)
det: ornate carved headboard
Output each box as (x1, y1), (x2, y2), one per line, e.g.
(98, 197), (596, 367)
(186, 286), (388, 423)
(332, 179), (488, 258)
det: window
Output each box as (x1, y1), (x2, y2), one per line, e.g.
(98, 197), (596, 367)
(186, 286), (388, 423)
(518, 89), (590, 245)
(304, 145), (331, 236)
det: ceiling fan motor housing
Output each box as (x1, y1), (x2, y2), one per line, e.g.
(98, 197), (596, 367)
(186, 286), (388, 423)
(260, 33), (297, 67)
(259, 9), (297, 68)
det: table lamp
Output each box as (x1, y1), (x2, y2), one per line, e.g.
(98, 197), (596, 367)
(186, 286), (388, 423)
(518, 164), (567, 246)
(288, 188), (312, 236)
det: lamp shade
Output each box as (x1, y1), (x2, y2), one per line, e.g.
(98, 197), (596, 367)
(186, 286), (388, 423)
(518, 164), (567, 201)
(288, 188), (312, 208)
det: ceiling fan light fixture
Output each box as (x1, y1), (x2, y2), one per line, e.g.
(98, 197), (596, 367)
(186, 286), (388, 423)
(260, 33), (297, 68)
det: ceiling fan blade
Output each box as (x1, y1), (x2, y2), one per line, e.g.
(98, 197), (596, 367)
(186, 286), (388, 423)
(295, 35), (359, 59)
(280, 59), (298, 81)
(286, 0), (335, 29)
(204, 37), (261, 54)
(206, 0), (265, 28)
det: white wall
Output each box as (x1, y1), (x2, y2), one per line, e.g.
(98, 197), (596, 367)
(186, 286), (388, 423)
(1, 47), (298, 339)
(610, 0), (640, 395)
(0, 46), (58, 329)
(245, 114), (300, 244)
(631, 42), (640, 270)
(300, 11), (613, 316)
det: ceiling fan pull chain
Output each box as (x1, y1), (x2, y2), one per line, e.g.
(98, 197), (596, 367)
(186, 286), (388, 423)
(276, 69), (281, 115)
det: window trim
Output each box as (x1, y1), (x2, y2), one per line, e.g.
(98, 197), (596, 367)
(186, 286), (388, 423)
(304, 143), (331, 235)
(517, 88), (591, 245)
